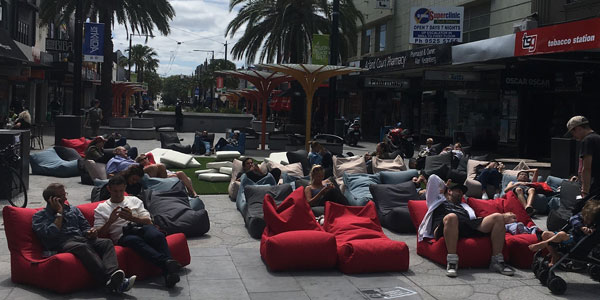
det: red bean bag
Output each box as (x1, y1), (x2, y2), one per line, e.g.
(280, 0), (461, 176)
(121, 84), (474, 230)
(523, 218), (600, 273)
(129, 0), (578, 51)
(61, 137), (91, 158)
(407, 191), (539, 269)
(323, 201), (409, 273)
(3, 202), (191, 293)
(260, 187), (337, 271)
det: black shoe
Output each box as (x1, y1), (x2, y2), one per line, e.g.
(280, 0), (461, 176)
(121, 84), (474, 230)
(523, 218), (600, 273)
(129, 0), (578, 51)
(106, 270), (125, 292)
(164, 259), (182, 273)
(165, 273), (180, 288)
(526, 206), (536, 217)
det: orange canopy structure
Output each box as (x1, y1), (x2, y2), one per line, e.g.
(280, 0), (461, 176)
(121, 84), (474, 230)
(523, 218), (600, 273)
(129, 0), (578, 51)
(111, 82), (147, 117)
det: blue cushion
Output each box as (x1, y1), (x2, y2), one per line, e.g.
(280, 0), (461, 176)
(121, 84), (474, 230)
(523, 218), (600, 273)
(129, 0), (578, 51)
(189, 196), (205, 211)
(545, 176), (565, 192)
(343, 173), (381, 206)
(141, 174), (180, 192)
(30, 148), (79, 177)
(379, 170), (419, 184)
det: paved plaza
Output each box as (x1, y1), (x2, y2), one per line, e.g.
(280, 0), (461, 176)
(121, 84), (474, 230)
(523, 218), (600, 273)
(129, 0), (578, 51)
(0, 131), (598, 300)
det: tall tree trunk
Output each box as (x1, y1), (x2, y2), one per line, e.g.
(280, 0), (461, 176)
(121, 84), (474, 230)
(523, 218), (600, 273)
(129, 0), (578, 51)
(99, 8), (113, 123)
(139, 66), (144, 83)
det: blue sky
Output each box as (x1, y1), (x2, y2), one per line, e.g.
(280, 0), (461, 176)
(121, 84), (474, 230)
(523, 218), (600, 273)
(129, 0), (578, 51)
(112, 0), (246, 77)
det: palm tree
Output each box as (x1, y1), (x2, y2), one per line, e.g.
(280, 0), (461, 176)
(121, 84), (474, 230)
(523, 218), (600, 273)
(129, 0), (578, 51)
(39, 0), (175, 120)
(226, 0), (363, 64)
(128, 44), (159, 83)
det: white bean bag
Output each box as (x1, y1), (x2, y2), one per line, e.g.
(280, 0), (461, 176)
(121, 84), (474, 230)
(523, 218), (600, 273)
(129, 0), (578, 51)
(215, 151), (241, 160)
(197, 173), (231, 182)
(267, 152), (288, 165)
(160, 150), (193, 168)
(195, 169), (218, 175)
(148, 148), (170, 164)
(187, 158), (202, 168)
(219, 167), (233, 175)
(206, 161), (233, 169)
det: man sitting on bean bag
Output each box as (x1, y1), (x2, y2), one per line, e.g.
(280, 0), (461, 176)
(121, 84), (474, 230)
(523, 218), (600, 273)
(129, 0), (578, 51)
(135, 154), (198, 197)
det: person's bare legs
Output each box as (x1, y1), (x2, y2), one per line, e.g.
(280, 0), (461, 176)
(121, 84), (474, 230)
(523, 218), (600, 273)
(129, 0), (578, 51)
(174, 171), (197, 197)
(528, 231), (569, 252)
(515, 187), (526, 207)
(526, 188), (536, 209)
(143, 165), (160, 177)
(476, 213), (505, 255)
(442, 213), (459, 254)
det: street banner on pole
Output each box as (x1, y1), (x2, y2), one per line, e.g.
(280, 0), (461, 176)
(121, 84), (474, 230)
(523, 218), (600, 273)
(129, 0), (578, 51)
(216, 77), (224, 89)
(409, 7), (463, 44)
(83, 23), (105, 62)
(312, 34), (330, 65)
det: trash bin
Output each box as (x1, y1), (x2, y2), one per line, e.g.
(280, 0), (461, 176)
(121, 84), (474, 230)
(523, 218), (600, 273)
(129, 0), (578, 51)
(55, 115), (84, 146)
(334, 119), (345, 137)
(551, 137), (577, 179)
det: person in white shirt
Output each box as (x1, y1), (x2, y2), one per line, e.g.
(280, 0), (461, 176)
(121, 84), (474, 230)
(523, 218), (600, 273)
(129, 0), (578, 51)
(417, 175), (517, 277)
(94, 176), (181, 288)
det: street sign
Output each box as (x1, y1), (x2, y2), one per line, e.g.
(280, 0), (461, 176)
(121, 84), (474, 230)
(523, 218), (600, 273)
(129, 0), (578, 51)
(216, 77), (224, 89)
(409, 7), (463, 44)
(83, 23), (105, 62)
(194, 87), (200, 96)
(45, 38), (72, 53)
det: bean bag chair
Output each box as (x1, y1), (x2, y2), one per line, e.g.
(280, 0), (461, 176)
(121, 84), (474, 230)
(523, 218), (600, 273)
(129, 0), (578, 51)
(343, 173), (381, 206)
(379, 169), (418, 184)
(228, 159), (243, 201)
(333, 155), (368, 187)
(260, 187), (338, 271)
(160, 150), (193, 169)
(218, 132), (246, 154)
(206, 161), (233, 169)
(371, 155), (407, 173)
(407, 191), (538, 269)
(30, 148), (79, 177)
(198, 173), (230, 182)
(267, 161), (304, 178)
(143, 181), (210, 237)
(267, 152), (289, 164)
(370, 181), (421, 233)
(236, 173), (276, 213)
(160, 132), (192, 154)
(142, 174), (181, 192)
(61, 137), (91, 157)
(219, 167), (232, 175)
(422, 152), (453, 180)
(3, 203), (191, 293)
(243, 184), (293, 239)
(323, 201), (409, 273)
(54, 146), (82, 161)
(286, 149), (310, 176)
(547, 179), (581, 231)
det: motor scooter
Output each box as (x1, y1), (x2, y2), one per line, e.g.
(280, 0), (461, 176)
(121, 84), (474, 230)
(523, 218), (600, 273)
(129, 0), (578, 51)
(345, 118), (361, 146)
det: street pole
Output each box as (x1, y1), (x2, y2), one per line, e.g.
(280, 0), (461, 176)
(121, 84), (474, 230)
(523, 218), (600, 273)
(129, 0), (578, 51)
(224, 41), (228, 61)
(128, 34), (132, 81)
(328, 0), (340, 134)
(73, 0), (83, 115)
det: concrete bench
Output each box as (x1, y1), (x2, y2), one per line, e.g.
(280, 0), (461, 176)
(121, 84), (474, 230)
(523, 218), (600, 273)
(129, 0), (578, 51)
(132, 118), (154, 128)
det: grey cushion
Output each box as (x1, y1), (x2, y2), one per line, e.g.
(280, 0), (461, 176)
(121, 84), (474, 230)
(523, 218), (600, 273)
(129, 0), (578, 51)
(379, 170), (419, 184)
(30, 148), (79, 177)
(54, 146), (82, 161)
(343, 173), (381, 206)
(423, 152), (452, 180)
(243, 184), (293, 238)
(370, 181), (420, 233)
(286, 149), (310, 176)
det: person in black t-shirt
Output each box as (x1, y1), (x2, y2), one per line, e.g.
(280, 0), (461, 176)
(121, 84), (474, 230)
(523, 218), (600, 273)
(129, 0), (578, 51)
(235, 157), (281, 183)
(566, 116), (600, 197)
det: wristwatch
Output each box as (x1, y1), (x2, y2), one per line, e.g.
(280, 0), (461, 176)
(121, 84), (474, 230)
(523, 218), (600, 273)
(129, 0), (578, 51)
(55, 212), (63, 218)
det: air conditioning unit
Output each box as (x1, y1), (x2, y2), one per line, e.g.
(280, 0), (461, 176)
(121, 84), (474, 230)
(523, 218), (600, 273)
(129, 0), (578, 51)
(513, 19), (538, 33)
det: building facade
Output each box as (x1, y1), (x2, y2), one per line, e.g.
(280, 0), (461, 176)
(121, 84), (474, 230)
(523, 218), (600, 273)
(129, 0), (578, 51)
(343, 0), (600, 160)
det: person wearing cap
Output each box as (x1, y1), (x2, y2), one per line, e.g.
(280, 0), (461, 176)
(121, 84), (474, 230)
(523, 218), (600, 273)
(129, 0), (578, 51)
(566, 116), (600, 197)
(417, 175), (517, 277)
(214, 130), (240, 152)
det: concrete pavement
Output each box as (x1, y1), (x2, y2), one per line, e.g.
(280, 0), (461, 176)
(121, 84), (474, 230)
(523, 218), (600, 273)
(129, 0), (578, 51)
(0, 130), (597, 299)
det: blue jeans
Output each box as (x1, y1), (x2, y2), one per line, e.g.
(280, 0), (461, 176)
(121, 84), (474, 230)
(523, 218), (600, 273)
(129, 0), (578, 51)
(118, 224), (172, 271)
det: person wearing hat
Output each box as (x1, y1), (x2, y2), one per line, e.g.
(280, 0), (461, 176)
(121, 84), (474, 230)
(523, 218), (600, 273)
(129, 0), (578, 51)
(566, 116), (600, 197)
(417, 175), (517, 277)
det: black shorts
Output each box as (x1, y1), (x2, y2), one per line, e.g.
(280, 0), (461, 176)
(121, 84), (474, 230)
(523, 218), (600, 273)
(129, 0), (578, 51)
(433, 217), (486, 239)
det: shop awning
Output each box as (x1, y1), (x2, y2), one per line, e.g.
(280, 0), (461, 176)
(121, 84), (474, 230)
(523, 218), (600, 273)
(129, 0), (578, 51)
(0, 29), (28, 62)
(452, 34), (516, 65)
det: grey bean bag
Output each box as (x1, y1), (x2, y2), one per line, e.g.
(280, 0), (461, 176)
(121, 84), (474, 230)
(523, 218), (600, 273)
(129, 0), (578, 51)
(423, 152), (453, 180)
(243, 184), (293, 239)
(145, 181), (210, 237)
(54, 146), (82, 161)
(370, 181), (421, 233)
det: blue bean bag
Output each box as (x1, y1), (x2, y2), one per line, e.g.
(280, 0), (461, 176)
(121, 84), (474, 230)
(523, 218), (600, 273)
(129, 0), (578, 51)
(343, 173), (381, 206)
(30, 148), (79, 177)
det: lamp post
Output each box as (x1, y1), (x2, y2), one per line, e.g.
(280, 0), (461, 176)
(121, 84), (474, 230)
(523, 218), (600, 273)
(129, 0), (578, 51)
(328, 0), (340, 133)
(128, 34), (153, 82)
(73, 0), (83, 115)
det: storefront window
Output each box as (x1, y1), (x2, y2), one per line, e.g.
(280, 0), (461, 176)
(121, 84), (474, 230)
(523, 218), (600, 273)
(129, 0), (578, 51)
(376, 24), (386, 52)
(362, 29), (372, 55)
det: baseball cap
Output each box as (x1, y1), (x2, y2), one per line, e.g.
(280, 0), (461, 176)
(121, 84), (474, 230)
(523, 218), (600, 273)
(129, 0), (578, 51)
(448, 182), (468, 193)
(564, 116), (589, 137)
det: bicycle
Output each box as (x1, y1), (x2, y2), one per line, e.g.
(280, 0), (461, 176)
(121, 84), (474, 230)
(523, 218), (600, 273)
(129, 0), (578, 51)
(0, 144), (27, 207)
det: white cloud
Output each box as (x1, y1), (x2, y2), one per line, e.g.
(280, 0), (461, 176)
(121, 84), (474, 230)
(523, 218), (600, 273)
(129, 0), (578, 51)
(112, 0), (247, 77)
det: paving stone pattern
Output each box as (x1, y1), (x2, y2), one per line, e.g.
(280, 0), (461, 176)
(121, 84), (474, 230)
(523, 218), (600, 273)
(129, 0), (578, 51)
(0, 130), (597, 299)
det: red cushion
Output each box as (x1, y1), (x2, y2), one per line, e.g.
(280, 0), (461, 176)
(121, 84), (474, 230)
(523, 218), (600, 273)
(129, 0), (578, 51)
(263, 187), (320, 235)
(324, 202), (409, 273)
(466, 198), (503, 217)
(61, 137), (91, 157)
(77, 201), (102, 226)
(503, 191), (535, 227)
(2, 204), (191, 293)
(146, 152), (156, 164)
(504, 233), (539, 268)
(260, 230), (337, 271)
(260, 187), (337, 271)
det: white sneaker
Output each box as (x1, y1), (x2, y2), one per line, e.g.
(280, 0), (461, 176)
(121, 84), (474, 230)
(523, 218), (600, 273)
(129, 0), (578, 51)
(446, 254), (459, 277)
(482, 192), (489, 200)
(489, 254), (515, 276)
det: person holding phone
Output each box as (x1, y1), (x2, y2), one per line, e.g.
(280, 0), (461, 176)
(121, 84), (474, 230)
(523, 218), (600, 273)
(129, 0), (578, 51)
(304, 165), (348, 207)
(32, 183), (135, 293)
(94, 176), (182, 288)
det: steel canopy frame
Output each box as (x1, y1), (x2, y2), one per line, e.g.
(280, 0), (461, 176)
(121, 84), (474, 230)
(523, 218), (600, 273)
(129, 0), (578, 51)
(217, 70), (292, 149)
(257, 64), (364, 150)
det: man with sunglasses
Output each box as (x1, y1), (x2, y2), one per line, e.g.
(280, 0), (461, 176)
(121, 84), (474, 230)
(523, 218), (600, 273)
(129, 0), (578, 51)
(32, 183), (136, 293)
